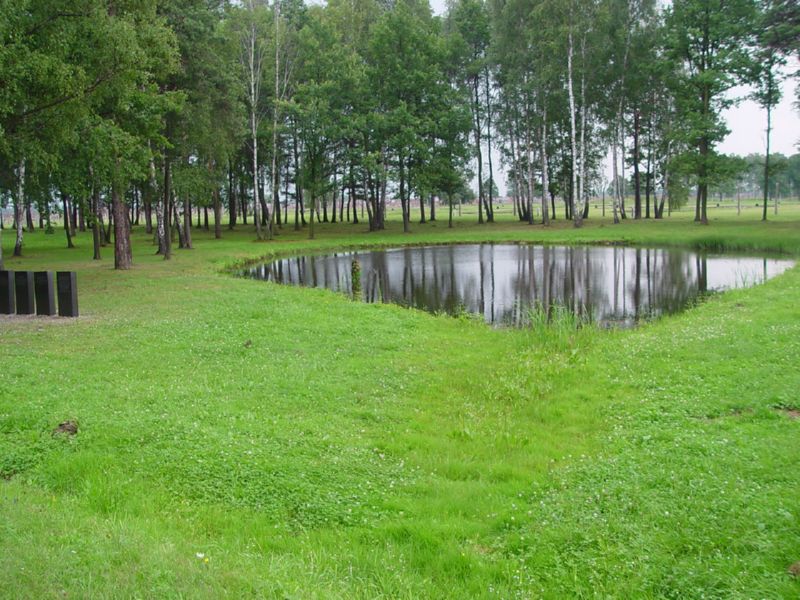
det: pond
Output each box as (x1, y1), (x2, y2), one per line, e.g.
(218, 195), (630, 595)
(241, 244), (795, 327)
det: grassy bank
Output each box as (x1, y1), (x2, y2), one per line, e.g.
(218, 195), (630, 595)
(1, 210), (799, 597)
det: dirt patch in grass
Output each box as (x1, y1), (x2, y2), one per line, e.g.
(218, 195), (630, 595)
(52, 421), (78, 436)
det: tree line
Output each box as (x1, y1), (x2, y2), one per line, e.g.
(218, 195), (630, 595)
(1, 0), (798, 270)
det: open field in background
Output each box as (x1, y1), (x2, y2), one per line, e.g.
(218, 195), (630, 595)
(1, 208), (799, 597)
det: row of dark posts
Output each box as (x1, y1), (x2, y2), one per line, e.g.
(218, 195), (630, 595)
(0, 271), (78, 317)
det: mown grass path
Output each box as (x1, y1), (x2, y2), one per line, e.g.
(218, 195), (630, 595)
(1, 211), (799, 597)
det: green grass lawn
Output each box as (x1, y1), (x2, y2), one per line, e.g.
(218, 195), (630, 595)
(1, 205), (799, 598)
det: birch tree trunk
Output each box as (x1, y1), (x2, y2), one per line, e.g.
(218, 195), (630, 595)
(485, 68), (494, 222)
(567, 30), (580, 228)
(473, 77), (484, 224)
(244, 7), (265, 240)
(270, 0), (281, 236)
(762, 77), (772, 221)
(615, 24), (632, 220)
(148, 144), (166, 255)
(578, 50), (587, 221)
(540, 106), (550, 226)
(161, 156), (171, 259)
(13, 158), (25, 257)
(508, 112), (523, 221)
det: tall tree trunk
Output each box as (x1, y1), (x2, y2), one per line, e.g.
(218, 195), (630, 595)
(292, 126), (302, 230)
(247, 15), (265, 241)
(228, 159), (237, 229)
(183, 194), (193, 249)
(448, 192), (453, 228)
(112, 166), (133, 270)
(567, 31), (580, 228)
(104, 206), (113, 245)
(657, 162), (668, 219)
(294, 192), (300, 230)
(578, 48), (588, 222)
(509, 111), (524, 222)
(240, 175), (248, 225)
(473, 77), (484, 224)
(308, 193), (315, 240)
(63, 193), (75, 248)
(339, 175), (346, 224)
(331, 170), (338, 223)
(484, 68), (494, 222)
(133, 187), (141, 225)
(144, 196), (153, 234)
(762, 78), (772, 221)
(611, 118), (621, 224)
(619, 117), (627, 219)
(162, 157), (172, 259)
(69, 199), (77, 236)
(149, 153), (162, 250)
(26, 199), (35, 232)
(736, 183), (743, 216)
(89, 165), (102, 260)
(524, 112), (534, 225)
(540, 107), (550, 226)
(13, 158), (25, 257)
(259, 166), (269, 227)
(399, 156), (409, 233)
(214, 187), (222, 239)
(271, 0), (282, 234)
(694, 184), (702, 223)
(633, 108), (642, 219)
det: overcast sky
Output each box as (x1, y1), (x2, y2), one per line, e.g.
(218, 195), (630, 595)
(720, 73), (799, 157)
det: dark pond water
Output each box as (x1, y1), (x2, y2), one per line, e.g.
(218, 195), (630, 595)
(242, 244), (794, 327)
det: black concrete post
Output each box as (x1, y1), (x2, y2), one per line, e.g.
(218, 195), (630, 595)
(56, 271), (79, 317)
(34, 271), (57, 316)
(0, 271), (14, 314)
(14, 271), (35, 314)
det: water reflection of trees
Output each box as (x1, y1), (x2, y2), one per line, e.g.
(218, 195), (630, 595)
(246, 245), (787, 327)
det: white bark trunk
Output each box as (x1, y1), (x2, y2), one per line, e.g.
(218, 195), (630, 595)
(244, 5), (265, 240)
(147, 142), (166, 253)
(615, 28), (632, 219)
(567, 30), (579, 227)
(269, 0), (281, 238)
(540, 106), (550, 225)
(14, 158), (25, 256)
(611, 129), (620, 223)
(578, 33), (588, 221)
(578, 72), (587, 221)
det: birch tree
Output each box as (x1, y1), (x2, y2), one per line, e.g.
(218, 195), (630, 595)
(241, 0), (269, 240)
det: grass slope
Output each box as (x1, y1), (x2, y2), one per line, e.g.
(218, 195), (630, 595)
(1, 208), (799, 598)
